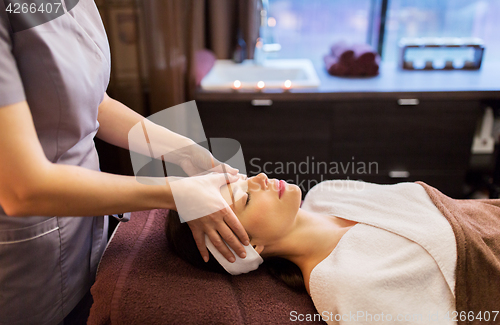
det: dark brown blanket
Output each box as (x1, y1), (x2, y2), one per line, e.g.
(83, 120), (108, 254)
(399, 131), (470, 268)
(417, 182), (500, 325)
(88, 209), (322, 325)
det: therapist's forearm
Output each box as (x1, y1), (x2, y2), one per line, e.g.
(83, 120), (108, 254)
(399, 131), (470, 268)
(0, 100), (175, 217)
(4, 162), (175, 217)
(95, 93), (144, 149)
(96, 93), (194, 158)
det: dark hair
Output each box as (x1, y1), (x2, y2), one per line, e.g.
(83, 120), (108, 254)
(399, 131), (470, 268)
(165, 209), (306, 292)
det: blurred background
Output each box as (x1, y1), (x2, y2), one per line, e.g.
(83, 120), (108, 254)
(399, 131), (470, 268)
(95, 0), (500, 116)
(94, 0), (500, 199)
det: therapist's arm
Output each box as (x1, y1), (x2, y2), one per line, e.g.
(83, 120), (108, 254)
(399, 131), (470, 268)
(96, 93), (194, 159)
(95, 93), (135, 148)
(0, 100), (248, 262)
(95, 94), (250, 262)
(0, 101), (175, 217)
(96, 93), (230, 175)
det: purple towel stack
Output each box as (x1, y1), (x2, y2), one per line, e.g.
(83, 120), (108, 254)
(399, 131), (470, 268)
(324, 41), (380, 77)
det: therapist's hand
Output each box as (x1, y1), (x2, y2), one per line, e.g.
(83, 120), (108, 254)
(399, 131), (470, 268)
(169, 172), (249, 263)
(177, 142), (238, 177)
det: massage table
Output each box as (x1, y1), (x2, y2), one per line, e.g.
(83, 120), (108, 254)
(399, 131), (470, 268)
(88, 209), (324, 324)
(89, 183), (500, 325)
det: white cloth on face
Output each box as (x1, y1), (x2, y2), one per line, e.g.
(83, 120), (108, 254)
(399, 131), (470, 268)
(302, 180), (457, 325)
(205, 235), (263, 275)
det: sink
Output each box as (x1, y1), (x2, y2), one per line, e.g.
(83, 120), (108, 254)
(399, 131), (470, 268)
(200, 59), (321, 90)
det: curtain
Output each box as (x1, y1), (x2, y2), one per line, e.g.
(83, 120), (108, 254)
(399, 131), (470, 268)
(140, 0), (260, 114)
(206, 0), (260, 61)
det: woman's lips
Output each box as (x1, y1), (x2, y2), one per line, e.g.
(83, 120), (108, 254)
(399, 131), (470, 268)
(278, 180), (286, 198)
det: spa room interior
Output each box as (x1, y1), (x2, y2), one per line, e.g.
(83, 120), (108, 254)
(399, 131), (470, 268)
(88, 0), (500, 323)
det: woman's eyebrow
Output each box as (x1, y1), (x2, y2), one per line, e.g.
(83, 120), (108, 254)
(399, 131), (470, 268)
(230, 184), (247, 211)
(226, 182), (236, 207)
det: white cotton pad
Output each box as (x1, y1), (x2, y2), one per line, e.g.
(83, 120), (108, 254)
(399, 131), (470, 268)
(205, 235), (263, 275)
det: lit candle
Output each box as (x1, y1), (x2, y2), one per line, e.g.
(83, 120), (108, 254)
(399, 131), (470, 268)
(283, 79), (292, 90)
(255, 38), (263, 49)
(233, 80), (242, 90)
(257, 81), (265, 89)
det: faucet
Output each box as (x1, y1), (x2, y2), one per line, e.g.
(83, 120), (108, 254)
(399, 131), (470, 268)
(254, 0), (281, 65)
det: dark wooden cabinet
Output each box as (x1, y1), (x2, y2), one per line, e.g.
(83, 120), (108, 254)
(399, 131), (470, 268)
(330, 100), (482, 197)
(197, 98), (483, 198)
(199, 101), (331, 194)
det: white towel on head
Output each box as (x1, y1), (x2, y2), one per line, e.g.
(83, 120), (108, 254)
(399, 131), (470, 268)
(205, 235), (263, 275)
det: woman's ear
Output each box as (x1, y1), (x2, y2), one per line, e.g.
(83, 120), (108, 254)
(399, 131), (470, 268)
(252, 245), (264, 255)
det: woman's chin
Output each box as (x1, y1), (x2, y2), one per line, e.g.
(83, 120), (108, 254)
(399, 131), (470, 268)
(287, 184), (302, 211)
(288, 183), (302, 199)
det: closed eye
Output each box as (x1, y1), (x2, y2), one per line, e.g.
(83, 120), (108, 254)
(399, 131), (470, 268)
(246, 192), (251, 206)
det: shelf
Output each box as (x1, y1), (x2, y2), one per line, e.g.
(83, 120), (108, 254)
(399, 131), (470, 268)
(195, 61), (500, 102)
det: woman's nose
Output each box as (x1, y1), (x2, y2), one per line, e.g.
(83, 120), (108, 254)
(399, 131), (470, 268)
(255, 173), (268, 189)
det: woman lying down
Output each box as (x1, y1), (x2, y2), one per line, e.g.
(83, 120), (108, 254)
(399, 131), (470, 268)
(166, 173), (500, 325)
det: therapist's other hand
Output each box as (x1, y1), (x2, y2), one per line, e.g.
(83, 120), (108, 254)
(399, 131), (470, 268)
(188, 207), (250, 263)
(169, 173), (249, 263)
(178, 142), (238, 177)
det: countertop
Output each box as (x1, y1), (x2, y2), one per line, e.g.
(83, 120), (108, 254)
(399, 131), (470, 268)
(195, 60), (500, 102)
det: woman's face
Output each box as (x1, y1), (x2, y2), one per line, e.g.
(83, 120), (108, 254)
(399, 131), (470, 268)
(220, 173), (302, 247)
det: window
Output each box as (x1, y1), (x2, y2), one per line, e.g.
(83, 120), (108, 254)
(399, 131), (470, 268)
(383, 0), (500, 63)
(268, 0), (500, 63)
(268, 0), (372, 60)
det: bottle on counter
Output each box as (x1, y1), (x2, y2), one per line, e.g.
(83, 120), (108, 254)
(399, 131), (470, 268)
(233, 29), (247, 63)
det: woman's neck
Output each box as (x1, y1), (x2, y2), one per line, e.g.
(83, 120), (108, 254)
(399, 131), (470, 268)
(265, 208), (357, 293)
